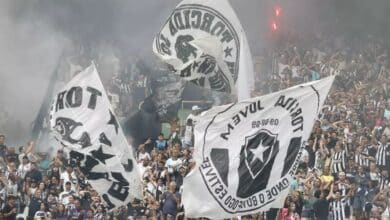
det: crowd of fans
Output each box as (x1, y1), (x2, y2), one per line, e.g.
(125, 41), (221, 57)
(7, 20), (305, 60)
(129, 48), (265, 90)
(257, 33), (390, 220)
(0, 33), (389, 220)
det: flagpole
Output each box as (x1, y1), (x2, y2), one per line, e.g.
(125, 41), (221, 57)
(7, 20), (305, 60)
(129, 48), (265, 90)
(30, 52), (63, 149)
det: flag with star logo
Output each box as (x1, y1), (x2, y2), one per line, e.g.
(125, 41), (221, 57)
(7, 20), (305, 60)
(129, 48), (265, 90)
(153, 0), (254, 100)
(49, 63), (142, 210)
(182, 76), (335, 218)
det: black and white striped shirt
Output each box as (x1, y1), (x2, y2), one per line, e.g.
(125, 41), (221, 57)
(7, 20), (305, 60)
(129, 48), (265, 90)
(331, 150), (346, 173)
(376, 143), (388, 167)
(330, 198), (348, 220)
(355, 151), (369, 167)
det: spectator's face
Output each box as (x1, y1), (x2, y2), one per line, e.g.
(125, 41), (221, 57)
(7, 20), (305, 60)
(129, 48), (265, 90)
(87, 210), (93, 217)
(8, 162), (16, 171)
(0, 136), (4, 144)
(52, 166), (59, 173)
(35, 189), (41, 198)
(51, 177), (58, 185)
(57, 204), (65, 212)
(75, 200), (81, 209)
(323, 167), (330, 175)
(380, 135), (386, 143)
(314, 179), (321, 187)
(65, 183), (71, 191)
(172, 149), (178, 158)
(48, 194), (54, 202)
(66, 166), (73, 173)
(22, 158), (28, 164)
(158, 135), (164, 140)
(292, 192), (299, 201)
(39, 182), (45, 190)
(68, 196), (74, 204)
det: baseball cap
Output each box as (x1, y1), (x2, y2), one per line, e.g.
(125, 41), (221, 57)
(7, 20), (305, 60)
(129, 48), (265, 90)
(192, 105), (201, 111)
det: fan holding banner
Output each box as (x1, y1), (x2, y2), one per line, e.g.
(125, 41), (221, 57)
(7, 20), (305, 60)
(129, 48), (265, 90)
(49, 63), (142, 211)
(182, 76), (335, 218)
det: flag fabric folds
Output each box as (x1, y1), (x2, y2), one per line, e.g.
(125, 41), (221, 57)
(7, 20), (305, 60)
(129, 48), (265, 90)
(182, 76), (335, 218)
(49, 63), (142, 210)
(153, 0), (254, 100)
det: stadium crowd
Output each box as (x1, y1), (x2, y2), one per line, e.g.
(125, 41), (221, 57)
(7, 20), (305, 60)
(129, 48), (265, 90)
(0, 33), (389, 220)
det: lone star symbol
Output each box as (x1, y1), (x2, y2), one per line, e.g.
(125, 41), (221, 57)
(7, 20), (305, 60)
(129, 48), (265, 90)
(249, 140), (270, 164)
(91, 146), (114, 164)
(107, 110), (119, 134)
(224, 47), (233, 57)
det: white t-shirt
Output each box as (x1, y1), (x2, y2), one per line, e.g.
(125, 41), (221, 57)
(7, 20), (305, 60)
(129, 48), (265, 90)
(18, 163), (31, 179)
(60, 171), (77, 191)
(165, 158), (182, 174)
(137, 152), (151, 163)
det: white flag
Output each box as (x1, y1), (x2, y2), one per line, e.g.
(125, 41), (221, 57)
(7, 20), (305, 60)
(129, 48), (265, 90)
(153, 0), (254, 99)
(49, 63), (142, 210)
(183, 76), (335, 218)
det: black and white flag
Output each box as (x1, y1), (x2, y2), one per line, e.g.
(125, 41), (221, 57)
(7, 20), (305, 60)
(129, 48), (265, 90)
(49, 63), (142, 210)
(153, 0), (254, 100)
(182, 76), (335, 218)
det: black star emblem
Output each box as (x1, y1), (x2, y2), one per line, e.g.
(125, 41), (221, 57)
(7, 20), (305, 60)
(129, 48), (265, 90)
(224, 47), (233, 57)
(107, 110), (119, 134)
(91, 146), (114, 164)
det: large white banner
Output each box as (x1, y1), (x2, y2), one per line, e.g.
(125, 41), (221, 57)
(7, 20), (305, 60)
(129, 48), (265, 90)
(49, 63), (142, 210)
(183, 76), (335, 218)
(153, 0), (254, 100)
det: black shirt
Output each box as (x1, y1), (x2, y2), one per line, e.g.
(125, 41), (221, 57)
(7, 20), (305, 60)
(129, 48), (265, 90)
(2, 204), (16, 220)
(313, 198), (330, 220)
(28, 196), (43, 217)
(25, 169), (42, 183)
